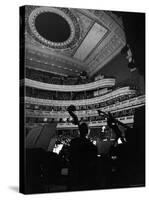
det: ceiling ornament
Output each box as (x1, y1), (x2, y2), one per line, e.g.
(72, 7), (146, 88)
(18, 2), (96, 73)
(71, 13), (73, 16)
(25, 6), (126, 77)
(27, 7), (81, 49)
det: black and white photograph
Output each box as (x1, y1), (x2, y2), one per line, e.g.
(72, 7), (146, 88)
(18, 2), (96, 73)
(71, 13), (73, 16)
(19, 5), (145, 195)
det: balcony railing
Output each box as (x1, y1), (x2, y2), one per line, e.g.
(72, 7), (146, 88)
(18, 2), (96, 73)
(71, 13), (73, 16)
(25, 95), (145, 119)
(24, 78), (115, 92)
(25, 87), (136, 106)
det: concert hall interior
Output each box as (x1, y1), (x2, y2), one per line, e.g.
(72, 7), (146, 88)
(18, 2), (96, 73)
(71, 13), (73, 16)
(20, 6), (145, 194)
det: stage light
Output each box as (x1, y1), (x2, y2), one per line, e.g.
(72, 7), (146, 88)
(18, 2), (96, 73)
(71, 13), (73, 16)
(53, 144), (63, 154)
(102, 126), (106, 132)
(111, 156), (117, 160)
(117, 138), (122, 144)
(63, 118), (67, 122)
(43, 118), (48, 122)
(93, 141), (97, 145)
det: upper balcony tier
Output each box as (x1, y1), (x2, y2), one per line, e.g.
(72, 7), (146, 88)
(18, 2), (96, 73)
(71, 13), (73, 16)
(25, 86), (136, 107)
(24, 78), (115, 92)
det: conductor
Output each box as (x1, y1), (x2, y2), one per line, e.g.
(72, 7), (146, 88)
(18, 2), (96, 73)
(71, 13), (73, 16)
(67, 105), (97, 190)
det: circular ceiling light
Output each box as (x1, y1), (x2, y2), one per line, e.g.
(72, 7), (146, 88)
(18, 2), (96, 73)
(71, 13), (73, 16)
(28, 7), (80, 49)
(35, 12), (71, 43)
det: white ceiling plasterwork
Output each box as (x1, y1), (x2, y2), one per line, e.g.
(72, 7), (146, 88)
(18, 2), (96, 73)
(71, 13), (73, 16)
(25, 6), (126, 77)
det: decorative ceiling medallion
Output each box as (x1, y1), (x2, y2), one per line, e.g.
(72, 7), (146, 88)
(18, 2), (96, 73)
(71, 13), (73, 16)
(28, 7), (81, 49)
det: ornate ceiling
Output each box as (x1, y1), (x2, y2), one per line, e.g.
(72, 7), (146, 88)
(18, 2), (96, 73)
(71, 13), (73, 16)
(25, 6), (126, 77)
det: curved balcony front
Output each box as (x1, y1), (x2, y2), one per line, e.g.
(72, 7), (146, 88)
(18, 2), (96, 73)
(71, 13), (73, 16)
(25, 95), (145, 119)
(24, 78), (115, 92)
(25, 86), (136, 106)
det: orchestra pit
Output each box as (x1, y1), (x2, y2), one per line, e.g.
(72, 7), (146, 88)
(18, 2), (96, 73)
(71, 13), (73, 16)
(20, 6), (145, 194)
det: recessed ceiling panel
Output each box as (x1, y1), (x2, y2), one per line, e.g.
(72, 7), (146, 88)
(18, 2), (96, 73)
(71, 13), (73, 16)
(73, 23), (107, 61)
(25, 6), (126, 76)
(35, 12), (71, 42)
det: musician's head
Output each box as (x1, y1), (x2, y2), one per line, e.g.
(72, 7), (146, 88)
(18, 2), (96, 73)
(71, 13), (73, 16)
(79, 122), (88, 137)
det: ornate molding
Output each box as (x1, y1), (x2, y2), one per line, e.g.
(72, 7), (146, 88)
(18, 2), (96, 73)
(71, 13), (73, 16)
(73, 9), (126, 75)
(25, 78), (115, 92)
(25, 46), (85, 76)
(25, 87), (136, 106)
(25, 6), (126, 77)
(26, 96), (145, 120)
(87, 34), (124, 74)
(26, 6), (81, 49)
(25, 7), (95, 59)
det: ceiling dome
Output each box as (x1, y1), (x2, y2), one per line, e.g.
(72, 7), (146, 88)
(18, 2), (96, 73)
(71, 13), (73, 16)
(35, 12), (71, 43)
(28, 7), (81, 49)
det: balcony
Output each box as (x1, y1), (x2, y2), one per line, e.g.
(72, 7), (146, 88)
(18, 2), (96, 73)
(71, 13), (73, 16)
(25, 78), (115, 92)
(25, 87), (136, 106)
(25, 95), (145, 120)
